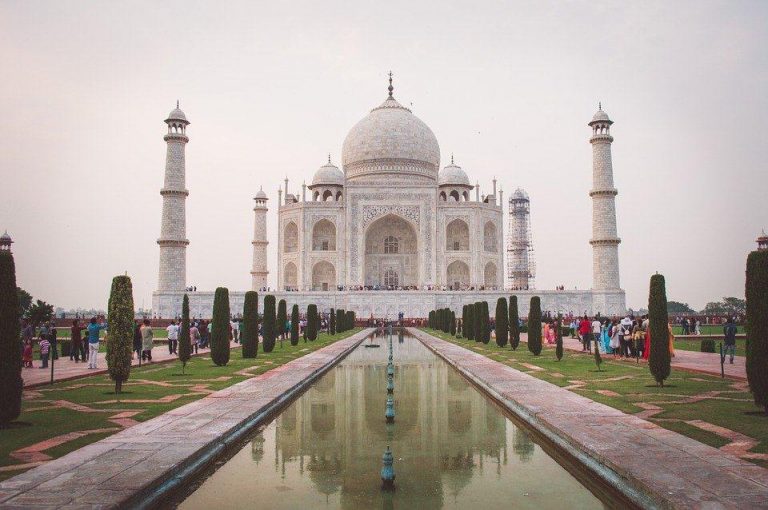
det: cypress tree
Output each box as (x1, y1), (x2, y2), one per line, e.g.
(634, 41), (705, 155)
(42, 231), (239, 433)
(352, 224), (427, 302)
(210, 287), (231, 366)
(346, 311), (354, 331)
(428, 310), (433, 329)
(648, 274), (671, 386)
(555, 319), (563, 361)
(277, 299), (287, 342)
(443, 308), (451, 333)
(106, 275), (133, 393)
(307, 304), (318, 341)
(435, 309), (441, 331)
(335, 309), (344, 332)
(495, 298), (509, 347)
(473, 302), (482, 342)
(330, 307), (336, 335)
(290, 304), (300, 346)
(465, 304), (475, 340)
(241, 291), (259, 358)
(178, 294), (192, 371)
(746, 250), (768, 414)
(262, 295), (276, 353)
(450, 310), (457, 336)
(509, 296), (520, 350)
(481, 301), (490, 344)
(0, 248), (21, 426)
(528, 296), (542, 355)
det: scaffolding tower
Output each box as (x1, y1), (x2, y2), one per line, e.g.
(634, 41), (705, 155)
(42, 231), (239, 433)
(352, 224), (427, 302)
(507, 188), (535, 290)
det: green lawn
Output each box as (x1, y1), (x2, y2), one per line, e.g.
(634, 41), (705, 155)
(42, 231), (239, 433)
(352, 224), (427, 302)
(421, 329), (768, 469)
(0, 329), (362, 481)
(670, 325), (744, 336)
(673, 338), (746, 357)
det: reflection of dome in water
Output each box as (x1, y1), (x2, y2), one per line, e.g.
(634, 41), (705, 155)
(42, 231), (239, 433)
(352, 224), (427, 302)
(513, 428), (535, 462)
(250, 433), (265, 463)
(307, 454), (342, 496)
(440, 450), (475, 499)
(310, 403), (335, 439)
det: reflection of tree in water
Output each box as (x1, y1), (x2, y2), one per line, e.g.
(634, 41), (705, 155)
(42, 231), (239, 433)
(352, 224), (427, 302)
(440, 450), (475, 500)
(307, 453), (342, 498)
(513, 428), (535, 463)
(250, 432), (265, 463)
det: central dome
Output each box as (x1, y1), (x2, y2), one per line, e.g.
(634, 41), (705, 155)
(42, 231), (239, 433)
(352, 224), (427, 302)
(342, 88), (440, 184)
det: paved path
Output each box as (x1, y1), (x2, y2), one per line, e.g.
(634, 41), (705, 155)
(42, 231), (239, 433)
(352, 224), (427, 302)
(22, 341), (241, 388)
(412, 329), (768, 509)
(558, 335), (747, 380)
(0, 330), (370, 509)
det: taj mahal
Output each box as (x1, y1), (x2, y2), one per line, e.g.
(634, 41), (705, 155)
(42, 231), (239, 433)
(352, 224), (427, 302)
(152, 76), (626, 319)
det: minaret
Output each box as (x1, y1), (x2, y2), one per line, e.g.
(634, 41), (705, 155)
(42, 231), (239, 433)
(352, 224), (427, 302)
(157, 102), (190, 292)
(251, 188), (269, 290)
(588, 104), (621, 290)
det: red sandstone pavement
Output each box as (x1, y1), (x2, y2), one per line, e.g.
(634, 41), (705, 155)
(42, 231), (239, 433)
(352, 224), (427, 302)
(0, 330), (371, 509)
(412, 328), (768, 509)
(22, 341), (241, 388)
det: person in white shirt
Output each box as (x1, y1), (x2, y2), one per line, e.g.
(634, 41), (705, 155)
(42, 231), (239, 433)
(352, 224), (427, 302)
(591, 318), (602, 354)
(231, 319), (239, 343)
(166, 321), (180, 355)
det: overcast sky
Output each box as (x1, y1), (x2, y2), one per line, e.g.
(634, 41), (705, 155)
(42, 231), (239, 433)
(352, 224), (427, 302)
(1, 0), (766, 312)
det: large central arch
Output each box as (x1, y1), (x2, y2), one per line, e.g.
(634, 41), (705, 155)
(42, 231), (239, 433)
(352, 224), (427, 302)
(363, 214), (418, 287)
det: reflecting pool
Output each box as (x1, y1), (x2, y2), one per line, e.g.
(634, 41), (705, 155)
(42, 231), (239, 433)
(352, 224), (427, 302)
(180, 331), (604, 509)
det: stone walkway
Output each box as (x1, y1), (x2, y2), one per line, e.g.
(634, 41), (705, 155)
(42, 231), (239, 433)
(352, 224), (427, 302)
(412, 329), (768, 509)
(22, 341), (241, 388)
(0, 330), (371, 509)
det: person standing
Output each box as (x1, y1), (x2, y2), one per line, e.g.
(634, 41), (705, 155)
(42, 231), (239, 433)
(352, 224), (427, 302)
(619, 315), (633, 358)
(87, 317), (107, 369)
(140, 319), (154, 362)
(578, 316), (591, 352)
(231, 318), (239, 343)
(591, 316), (602, 354)
(49, 322), (59, 360)
(70, 320), (84, 362)
(166, 320), (179, 355)
(39, 335), (51, 369)
(133, 320), (143, 361)
(190, 321), (200, 354)
(723, 317), (737, 364)
(199, 320), (209, 349)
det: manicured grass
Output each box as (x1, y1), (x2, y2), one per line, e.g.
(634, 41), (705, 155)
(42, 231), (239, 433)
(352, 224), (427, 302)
(0, 329), (362, 481)
(670, 325), (744, 336)
(673, 338), (745, 357)
(422, 329), (768, 467)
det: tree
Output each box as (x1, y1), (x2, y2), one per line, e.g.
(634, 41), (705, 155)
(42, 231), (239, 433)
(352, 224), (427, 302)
(241, 291), (259, 358)
(495, 298), (508, 348)
(277, 299), (288, 343)
(528, 297), (542, 355)
(481, 302), (490, 344)
(178, 294), (192, 372)
(307, 304), (318, 341)
(509, 296), (520, 351)
(106, 275), (134, 393)
(262, 295), (276, 352)
(16, 287), (32, 317)
(465, 304), (475, 340)
(555, 319), (563, 361)
(346, 311), (354, 331)
(443, 308), (451, 333)
(0, 249), (21, 426)
(746, 250), (768, 414)
(330, 307), (336, 335)
(648, 274), (671, 387)
(26, 299), (53, 327)
(667, 301), (695, 314)
(290, 304), (300, 345)
(210, 288), (231, 366)
(450, 310), (456, 336)
(473, 302), (482, 342)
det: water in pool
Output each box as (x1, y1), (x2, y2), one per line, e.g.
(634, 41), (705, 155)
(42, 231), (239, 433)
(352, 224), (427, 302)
(179, 331), (604, 509)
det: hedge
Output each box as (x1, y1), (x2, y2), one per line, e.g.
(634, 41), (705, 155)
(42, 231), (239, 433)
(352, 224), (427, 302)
(241, 291), (259, 358)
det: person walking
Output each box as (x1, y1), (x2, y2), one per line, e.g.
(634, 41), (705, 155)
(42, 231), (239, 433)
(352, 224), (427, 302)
(133, 320), (143, 361)
(87, 317), (107, 369)
(723, 317), (737, 364)
(591, 316), (602, 354)
(70, 320), (84, 362)
(578, 316), (591, 352)
(166, 320), (179, 355)
(140, 319), (154, 362)
(190, 321), (200, 354)
(231, 318), (240, 343)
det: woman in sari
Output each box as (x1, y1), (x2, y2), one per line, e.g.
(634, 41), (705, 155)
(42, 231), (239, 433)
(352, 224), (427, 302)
(668, 323), (675, 357)
(543, 322), (552, 344)
(601, 320), (611, 354)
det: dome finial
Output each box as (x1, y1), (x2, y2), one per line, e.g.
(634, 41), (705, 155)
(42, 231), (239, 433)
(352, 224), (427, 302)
(388, 71), (394, 98)
(176, 100), (180, 109)
(328, 153), (332, 164)
(451, 153), (454, 165)
(598, 101), (602, 111)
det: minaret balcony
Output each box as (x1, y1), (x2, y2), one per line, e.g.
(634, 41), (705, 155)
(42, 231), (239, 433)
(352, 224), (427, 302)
(160, 188), (190, 197)
(589, 237), (621, 246)
(589, 188), (618, 197)
(589, 133), (614, 143)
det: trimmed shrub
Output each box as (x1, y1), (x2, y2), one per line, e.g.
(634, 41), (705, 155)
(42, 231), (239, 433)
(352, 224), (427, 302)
(178, 294), (192, 371)
(345, 311), (354, 331)
(107, 275), (134, 393)
(700, 338), (716, 353)
(0, 249), (21, 425)
(495, 298), (508, 347)
(262, 295), (276, 353)
(330, 307), (336, 335)
(648, 274), (671, 386)
(307, 304), (318, 341)
(241, 291), (259, 358)
(509, 296), (520, 350)
(450, 310), (456, 336)
(465, 304), (475, 340)
(277, 299), (288, 340)
(290, 304), (300, 346)
(483, 302), (491, 343)
(528, 297), (542, 355)
(210, 287), (231, 366)
(746, 250), (768, 414)
(555, 320), (563, 361)
(443, 308), (451, 333)
(338, 309), (346, 332)
(429, 310), (434, 329)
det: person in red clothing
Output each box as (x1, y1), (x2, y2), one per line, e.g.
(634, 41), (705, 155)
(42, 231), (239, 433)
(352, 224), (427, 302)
(578, 316), (592, 352)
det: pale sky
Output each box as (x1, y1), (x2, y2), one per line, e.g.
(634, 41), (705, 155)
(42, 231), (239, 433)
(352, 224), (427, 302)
(1, 0), (766, 312)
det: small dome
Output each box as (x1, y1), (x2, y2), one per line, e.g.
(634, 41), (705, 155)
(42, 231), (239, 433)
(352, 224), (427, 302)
(0, 231), (11, 241)
(311, 160), (344, 187)
(166, 102), (188, 123)
(254, 188), (268, 200)
(510, 188), (529, 201)
(438, 163), (470, 187)
(590, 105), (611, 125)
